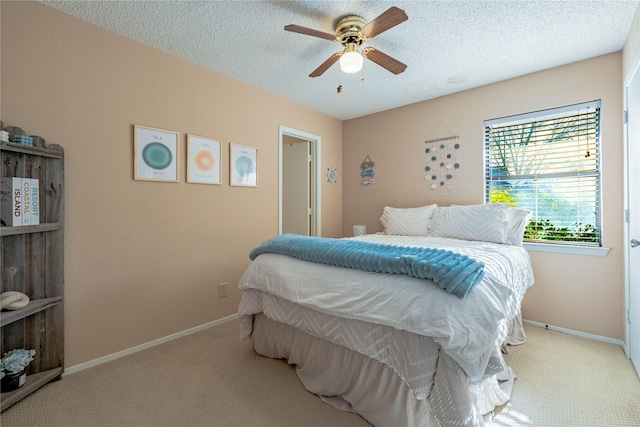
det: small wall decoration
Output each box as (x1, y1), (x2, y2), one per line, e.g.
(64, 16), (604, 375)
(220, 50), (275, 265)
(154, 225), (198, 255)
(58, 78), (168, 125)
(134, 125), (179, 182)
(326, 166), (338, 183)
(361, 155), (375, 185)
(424, 135), (460, 196)
(230, 143), (258, 187)
(187, 134), (221, 185)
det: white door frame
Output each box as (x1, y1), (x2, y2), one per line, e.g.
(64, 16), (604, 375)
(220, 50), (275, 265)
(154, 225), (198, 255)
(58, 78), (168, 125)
(279, 125), (322, 236)
(623, 51), (640, 377)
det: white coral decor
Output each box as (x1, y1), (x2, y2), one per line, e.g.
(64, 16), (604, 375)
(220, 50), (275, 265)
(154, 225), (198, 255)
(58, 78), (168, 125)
(0, 349), (36, 379)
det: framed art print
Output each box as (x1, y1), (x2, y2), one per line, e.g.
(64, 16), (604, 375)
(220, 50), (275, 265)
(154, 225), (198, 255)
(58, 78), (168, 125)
(187, 134), (221, 185)
(134, 125), (179, 182)
(229, 143), (257, 187)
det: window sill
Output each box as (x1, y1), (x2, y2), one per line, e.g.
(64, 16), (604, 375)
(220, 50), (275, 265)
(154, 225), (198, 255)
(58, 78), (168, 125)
(522, 242), (610, 257)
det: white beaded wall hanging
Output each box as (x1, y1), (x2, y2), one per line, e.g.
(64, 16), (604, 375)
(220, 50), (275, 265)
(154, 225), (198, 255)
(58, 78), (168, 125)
(424, 135), (460, 196)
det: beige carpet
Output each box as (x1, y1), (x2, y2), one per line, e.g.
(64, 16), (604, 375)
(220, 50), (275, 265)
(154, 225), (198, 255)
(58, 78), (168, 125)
(1, 321), (638, 427)
(492, 325), (640, 427)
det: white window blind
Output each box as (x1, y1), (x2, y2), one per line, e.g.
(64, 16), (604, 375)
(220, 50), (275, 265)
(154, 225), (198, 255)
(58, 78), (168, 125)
(484, 100), (601, 246)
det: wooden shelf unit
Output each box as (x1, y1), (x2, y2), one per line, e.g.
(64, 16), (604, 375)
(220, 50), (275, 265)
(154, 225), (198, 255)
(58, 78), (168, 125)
(1, 141), (64, 411)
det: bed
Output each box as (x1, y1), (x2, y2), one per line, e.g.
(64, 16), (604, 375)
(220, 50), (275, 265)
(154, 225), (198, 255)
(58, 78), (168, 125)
(237, 203), (534, 426)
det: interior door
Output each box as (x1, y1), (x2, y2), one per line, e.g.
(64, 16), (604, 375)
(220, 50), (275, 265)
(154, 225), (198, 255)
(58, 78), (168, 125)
(282, 138), (310, 235)
(626, 59), (640, 379)
(279, 126), (321, 237)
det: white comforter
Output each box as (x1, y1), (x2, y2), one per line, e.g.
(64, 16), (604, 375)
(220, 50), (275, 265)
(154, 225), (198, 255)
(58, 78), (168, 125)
(237, 235), (534, 380)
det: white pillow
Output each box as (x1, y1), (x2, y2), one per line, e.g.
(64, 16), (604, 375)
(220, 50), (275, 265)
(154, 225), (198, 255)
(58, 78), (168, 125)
(428, 204), (510, 244)
(380, 204), (437, 236)
(506, 208), (531, 246)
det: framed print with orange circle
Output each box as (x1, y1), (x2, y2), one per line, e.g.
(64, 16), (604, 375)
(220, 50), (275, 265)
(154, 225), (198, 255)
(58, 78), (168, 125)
(187, 134), (222, 185)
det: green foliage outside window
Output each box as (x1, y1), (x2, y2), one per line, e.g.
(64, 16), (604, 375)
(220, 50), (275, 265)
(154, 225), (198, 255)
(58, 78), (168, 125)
(524, 220), (597, 243)
(489, 189), (516, 207)
(490, 189), (597, 243)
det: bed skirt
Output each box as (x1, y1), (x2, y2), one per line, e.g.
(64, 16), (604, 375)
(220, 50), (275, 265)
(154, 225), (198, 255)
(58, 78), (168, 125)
(250, 313), (513, 427)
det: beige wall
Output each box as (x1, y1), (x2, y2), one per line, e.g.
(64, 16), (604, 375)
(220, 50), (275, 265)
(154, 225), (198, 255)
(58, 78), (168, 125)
(343, 53), (625, 340)
(1, 2), (342, 368)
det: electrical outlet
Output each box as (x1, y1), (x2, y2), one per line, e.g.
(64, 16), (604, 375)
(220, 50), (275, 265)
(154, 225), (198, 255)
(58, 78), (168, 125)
(218, 282), (229, 298)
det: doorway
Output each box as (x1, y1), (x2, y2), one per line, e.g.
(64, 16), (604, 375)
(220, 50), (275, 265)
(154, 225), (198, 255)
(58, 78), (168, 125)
(279, 126), (322, 236)
(624, 53), (640, 378)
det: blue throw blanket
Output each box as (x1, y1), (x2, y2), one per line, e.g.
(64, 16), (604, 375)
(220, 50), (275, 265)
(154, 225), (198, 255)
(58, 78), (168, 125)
(249, 234), (485, 298)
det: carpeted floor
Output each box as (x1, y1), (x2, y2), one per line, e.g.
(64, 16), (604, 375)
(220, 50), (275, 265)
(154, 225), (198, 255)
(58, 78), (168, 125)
(492, 325), (640, 427)
(1, 321), (638, 427)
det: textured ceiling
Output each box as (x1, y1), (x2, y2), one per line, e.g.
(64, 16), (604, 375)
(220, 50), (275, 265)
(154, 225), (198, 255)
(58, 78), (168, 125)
(39, 0), (639, 121)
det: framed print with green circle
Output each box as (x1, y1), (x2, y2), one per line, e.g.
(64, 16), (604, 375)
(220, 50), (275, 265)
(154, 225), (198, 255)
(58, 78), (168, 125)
(187, 134), (221, 185)
(229, 143), (257, 187)
(134, 125), (179, 182)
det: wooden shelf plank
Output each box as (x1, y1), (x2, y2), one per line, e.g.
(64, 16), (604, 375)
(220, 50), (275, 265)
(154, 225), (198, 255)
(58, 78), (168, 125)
(0, 297), (63, 327)
(0, 223), (63, 237)
(0, 141), (64, 159)
(0, 367), (63, 411)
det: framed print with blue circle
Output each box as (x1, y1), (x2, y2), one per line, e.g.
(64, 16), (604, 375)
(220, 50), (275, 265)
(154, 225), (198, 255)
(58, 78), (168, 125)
(134, 125), (179, 182)
(230, 143), (258, 187)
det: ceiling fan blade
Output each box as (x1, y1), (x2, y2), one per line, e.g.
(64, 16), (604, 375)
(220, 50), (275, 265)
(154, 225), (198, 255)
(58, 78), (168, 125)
(363, 48), (407, 75)
(360, 6), (408, 39)
(309, 52), (342, 77)
(284, 24), (337, 41)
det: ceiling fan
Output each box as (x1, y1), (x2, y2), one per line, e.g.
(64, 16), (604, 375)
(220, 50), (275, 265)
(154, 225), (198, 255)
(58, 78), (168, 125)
(284, 6), (408, 78)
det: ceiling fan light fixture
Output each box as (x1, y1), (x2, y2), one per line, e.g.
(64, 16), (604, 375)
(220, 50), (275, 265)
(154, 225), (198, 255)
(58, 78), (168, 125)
(339, 45), (363, 74)
(285, 7), (408, 78)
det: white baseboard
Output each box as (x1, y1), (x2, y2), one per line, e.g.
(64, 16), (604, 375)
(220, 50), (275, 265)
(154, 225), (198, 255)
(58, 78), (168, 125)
(523, 319), (628, 354)
(64, 315), (629, 377)
(64, 314), (238, 376)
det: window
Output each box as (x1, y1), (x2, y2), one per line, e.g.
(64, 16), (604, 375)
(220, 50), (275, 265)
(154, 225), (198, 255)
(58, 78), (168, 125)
(484, 100), (601, 246)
